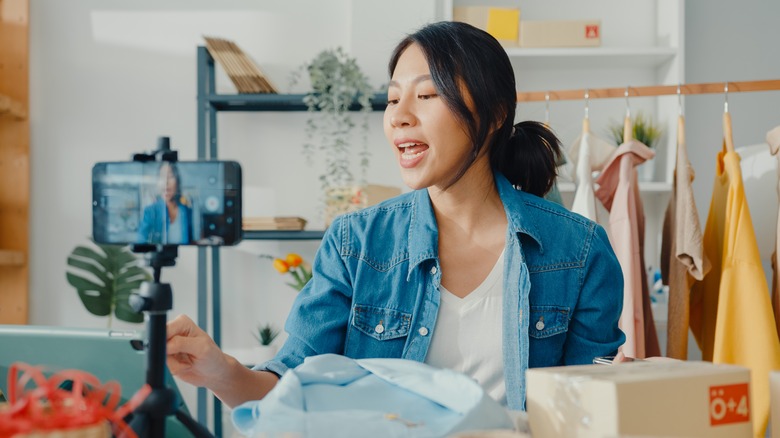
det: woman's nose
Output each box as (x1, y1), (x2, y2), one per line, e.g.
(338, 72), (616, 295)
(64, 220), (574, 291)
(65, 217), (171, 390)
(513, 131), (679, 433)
(389, 103), (416, 128)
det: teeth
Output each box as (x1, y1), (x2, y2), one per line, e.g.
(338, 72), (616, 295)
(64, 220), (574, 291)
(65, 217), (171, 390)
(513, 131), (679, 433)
(402, 149), (425, 159)
(398, 142), (421, 149)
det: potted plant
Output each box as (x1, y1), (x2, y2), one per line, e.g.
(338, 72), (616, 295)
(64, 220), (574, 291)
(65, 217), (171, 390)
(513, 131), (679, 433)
(251, 323), (279, 365)
(607, 111), (662, 181)
(66, 240), (151, 328)
(291, 47), (375, 224)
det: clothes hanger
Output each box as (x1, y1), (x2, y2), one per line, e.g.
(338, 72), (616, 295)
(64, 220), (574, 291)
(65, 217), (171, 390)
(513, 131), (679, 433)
(582, 88), (590, 133)
(677, 84), (685, 148)
(723, 82), (736, 153)
(623, 86), (633, 142)
(544, 91), (551, 128)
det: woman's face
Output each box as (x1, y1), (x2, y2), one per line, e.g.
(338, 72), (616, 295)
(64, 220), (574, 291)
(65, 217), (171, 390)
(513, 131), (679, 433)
(159, 164), (178, 202)
(383, 44), (474, 191)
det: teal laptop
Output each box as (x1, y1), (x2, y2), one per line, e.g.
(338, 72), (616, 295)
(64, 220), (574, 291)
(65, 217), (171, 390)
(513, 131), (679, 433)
(0, 325), (195, 436)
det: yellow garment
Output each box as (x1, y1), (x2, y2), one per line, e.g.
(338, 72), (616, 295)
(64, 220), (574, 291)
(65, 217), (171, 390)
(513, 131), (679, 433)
(690, 147), (780, 438)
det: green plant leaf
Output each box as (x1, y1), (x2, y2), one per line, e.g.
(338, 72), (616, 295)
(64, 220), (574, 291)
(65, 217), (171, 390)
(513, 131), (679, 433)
(66, 241), (149, 325)
(67, 256), (110, 287)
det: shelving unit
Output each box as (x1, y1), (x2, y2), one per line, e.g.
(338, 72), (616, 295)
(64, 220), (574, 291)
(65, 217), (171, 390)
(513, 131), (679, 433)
(0, 0), (29, 324)
(196, 45), (385, 433)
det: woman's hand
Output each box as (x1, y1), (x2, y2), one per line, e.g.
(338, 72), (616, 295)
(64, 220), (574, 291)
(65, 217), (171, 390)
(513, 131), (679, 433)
(166, 314), (281, 408)
(166, 314), (231, 388)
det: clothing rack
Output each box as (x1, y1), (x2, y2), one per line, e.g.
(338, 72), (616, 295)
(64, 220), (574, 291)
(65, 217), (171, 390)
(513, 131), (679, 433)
(516, 79), (780, 102)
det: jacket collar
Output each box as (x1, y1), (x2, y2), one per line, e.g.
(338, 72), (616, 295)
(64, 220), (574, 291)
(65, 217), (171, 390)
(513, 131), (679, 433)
(406, 173), (543, 277)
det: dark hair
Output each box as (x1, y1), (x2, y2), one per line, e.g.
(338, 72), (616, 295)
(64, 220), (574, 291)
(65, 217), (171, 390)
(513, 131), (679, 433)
(388, 21), (562, 196)
(159, 162), (182, 200)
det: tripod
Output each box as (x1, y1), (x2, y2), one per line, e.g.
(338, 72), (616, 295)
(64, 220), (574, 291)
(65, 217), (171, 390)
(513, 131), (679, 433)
(125, 137), (214, 438)
(126, 247), (213, 438)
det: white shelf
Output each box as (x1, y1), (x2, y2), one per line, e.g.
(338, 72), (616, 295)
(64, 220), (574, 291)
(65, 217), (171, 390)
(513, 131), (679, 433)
(557, 181), (672, 193)
(504, 47), (678, 69)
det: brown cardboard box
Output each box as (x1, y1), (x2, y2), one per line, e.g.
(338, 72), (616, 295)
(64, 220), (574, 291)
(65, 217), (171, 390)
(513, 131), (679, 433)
(526, 361), (753, 437)
(519, 20), (601, 48)
(771, 371), (780, 437)
(453, 6), (520, 47)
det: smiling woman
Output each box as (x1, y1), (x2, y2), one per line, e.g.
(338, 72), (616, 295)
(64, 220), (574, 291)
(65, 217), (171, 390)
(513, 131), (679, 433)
(165, 21), (625, 414)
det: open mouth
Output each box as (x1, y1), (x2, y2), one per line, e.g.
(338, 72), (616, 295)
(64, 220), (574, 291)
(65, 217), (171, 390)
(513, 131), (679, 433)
(398, 142), (429, 159)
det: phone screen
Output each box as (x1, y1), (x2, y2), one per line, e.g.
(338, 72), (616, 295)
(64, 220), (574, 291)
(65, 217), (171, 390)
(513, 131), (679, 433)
(92, 161), (242, 246)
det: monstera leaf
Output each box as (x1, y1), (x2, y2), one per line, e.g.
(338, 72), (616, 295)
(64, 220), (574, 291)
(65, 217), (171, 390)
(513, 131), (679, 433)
(66, 241), (150, 325)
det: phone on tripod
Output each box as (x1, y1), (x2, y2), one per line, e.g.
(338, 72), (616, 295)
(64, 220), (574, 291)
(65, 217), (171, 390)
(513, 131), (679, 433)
(92, 160), (242, 246)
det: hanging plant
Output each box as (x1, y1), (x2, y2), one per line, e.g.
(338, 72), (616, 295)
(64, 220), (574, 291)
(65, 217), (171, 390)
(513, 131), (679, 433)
(290, 47), (375, 193)
(66, 240), (151, 327)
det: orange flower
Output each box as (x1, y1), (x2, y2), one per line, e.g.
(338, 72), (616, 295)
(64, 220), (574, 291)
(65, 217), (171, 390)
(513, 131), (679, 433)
(286, 253), (303, 268)
(272, 258), (290, 273)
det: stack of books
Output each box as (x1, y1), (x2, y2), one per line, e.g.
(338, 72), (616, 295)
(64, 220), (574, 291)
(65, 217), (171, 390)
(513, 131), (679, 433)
(243, 217), (307, 231)
(203, 36), (278, 94)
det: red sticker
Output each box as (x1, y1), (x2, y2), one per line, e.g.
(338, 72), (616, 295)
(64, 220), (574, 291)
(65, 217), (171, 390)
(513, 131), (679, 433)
(585, 25), (599, 39)
(709, 383), (750, 426)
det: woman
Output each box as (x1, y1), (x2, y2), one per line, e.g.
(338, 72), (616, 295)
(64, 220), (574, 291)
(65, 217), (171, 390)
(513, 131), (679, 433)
(137, 162), (192, 244)
(166, 21), (624, 410)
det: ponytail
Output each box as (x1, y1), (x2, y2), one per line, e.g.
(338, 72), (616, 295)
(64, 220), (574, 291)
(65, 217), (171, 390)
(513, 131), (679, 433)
(491, 121), (562, 197)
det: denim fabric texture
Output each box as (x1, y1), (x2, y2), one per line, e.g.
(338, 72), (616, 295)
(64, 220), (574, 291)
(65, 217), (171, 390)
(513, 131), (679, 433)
(257, 172), (625, 410)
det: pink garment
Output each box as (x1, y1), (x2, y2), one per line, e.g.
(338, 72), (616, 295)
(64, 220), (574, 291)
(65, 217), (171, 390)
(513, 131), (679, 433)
(595, 140), (659, 358)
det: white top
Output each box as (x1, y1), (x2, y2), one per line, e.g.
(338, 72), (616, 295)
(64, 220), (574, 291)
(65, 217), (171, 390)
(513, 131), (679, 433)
(167, 210), (183, 244)
(425, 250), (506, 405)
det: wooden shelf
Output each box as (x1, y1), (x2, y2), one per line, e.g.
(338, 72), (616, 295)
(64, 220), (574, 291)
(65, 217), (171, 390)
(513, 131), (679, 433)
(0, 250), (25, 267)
(505, 47), (678, 69)
(0, 93), (27, 120)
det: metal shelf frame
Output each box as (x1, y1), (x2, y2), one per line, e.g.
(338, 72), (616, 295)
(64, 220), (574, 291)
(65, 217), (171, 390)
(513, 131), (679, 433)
(195, 46), (383, 434)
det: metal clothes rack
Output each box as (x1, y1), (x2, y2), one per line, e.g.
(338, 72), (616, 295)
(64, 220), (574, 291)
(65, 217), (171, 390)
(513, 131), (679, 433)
(516, 79), (780, 102)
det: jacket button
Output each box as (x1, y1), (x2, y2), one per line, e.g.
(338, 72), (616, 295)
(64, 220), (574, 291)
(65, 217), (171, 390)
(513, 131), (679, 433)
(418, 327), (429, 336)
(536, 319), (545, 331)
(375, 324), (385, 334)
(430, 266), (438, 275)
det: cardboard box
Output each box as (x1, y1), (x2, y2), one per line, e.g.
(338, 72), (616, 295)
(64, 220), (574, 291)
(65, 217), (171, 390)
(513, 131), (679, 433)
(526, 361), (752, 437)
(519, 20), (601, 48)
(772, 371), (780, 438)
(453, 6), (520, 47)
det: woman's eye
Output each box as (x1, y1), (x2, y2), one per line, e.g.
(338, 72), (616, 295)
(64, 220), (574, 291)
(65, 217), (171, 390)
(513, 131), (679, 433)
(418, 93), (437, 100)
(386, 98), (399, 105)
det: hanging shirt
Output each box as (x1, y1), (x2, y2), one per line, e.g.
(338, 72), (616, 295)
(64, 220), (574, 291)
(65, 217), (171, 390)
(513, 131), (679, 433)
(768, 125), (780, 342)
(425, 250), (506, 405)
(595, 139), (659, 358)
(660, 117), (710, 359)
(569, 131), (615, 225)
(689, 147), (780, 438)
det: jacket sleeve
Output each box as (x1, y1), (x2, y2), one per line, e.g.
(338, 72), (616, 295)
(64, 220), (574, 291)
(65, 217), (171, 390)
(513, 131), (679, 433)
(563, 223), (626, 364)
(254, 216), (353, 377)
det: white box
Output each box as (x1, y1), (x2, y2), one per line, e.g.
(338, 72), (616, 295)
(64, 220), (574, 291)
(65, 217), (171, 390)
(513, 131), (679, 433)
(527, 361), (752, 437)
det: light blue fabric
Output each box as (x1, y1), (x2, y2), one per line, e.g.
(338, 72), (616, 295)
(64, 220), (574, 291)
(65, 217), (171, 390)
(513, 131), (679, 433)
(235, 354), (514, 438)
(256, 172), (625, 410)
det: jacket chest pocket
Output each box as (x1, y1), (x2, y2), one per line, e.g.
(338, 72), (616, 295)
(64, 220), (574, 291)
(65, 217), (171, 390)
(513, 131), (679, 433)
(351, 305), (411, 341)
(528, 305), (570, 339)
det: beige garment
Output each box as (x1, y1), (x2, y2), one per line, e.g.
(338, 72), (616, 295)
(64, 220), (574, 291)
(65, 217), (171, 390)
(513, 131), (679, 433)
(660, 116), (710, 359)
(595, 140), (659, 358)
(768, 125), (780, 341)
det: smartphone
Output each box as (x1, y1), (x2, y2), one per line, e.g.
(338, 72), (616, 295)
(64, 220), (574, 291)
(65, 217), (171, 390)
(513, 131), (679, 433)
(92, 161), (242, 246)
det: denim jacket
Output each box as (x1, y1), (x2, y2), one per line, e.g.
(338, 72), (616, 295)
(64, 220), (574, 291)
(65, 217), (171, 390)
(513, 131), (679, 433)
(259, 173), (625, 410)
